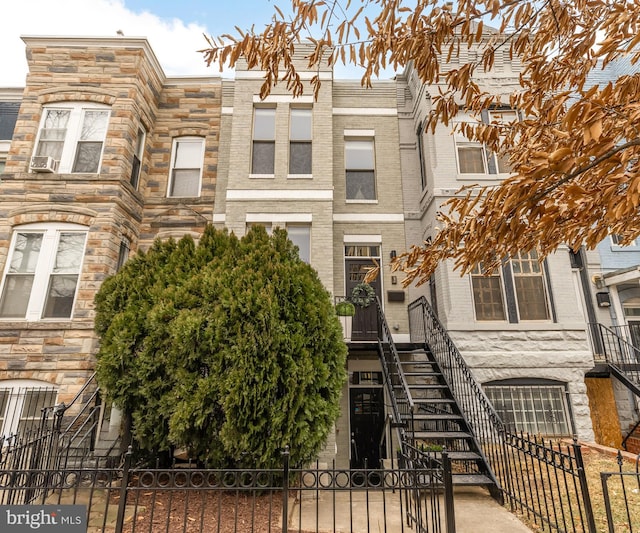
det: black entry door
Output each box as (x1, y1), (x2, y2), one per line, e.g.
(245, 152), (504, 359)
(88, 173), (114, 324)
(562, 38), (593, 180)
(349, 387), (385, 469)
(345, 259), (381, 341)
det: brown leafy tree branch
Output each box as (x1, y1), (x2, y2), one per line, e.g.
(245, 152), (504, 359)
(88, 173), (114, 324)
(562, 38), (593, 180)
(202, 0), (640, 285)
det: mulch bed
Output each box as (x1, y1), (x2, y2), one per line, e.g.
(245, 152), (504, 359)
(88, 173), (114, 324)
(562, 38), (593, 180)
(119, 490), (285, 533)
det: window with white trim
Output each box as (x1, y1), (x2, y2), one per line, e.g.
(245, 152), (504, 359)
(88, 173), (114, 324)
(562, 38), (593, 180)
(168, 137), (204, 197)
(511, 250), (550, 321)
(289, 108), (312, 175)
(485, 380), (572, 436)
(252, 107), (276, 175)
(345, 139), (376, 200)
(0, 382), (57, 439)
(0, 224), (87, 320)
(34, 103), (110, 173)
(246, 223), (311, 263)
(286, 226), (311, 263)
(0, 102), (19, 141)
(611, 234), (637, 247)
(454, 109), (516, 175)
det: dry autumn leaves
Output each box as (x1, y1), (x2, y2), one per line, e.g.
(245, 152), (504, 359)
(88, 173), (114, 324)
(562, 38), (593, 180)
(201, 0), (640, 286)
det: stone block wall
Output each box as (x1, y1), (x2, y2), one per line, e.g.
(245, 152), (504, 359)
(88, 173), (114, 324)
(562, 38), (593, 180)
(0, 37), (221, 417)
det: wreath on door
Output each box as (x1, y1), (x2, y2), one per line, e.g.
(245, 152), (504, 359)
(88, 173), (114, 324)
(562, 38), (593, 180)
(351, 282), (376, 308)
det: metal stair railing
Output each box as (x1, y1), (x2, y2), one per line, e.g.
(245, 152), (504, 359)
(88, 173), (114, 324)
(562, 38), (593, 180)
(374, 297), (416, 452)
(589, 322), (640, 393)
(408, 296), (503, 492)
(408, 296), (600, 532)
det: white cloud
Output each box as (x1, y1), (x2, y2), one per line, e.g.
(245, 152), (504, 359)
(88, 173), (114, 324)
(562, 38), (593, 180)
(1, 0), (214, 87)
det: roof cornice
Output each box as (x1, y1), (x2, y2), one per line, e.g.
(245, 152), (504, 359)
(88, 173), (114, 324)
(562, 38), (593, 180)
(21, 35), (166, 82)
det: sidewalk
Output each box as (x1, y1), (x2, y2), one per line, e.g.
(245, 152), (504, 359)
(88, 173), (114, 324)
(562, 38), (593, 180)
(453, 487), (533, 533)
(289, 485), (533, 532)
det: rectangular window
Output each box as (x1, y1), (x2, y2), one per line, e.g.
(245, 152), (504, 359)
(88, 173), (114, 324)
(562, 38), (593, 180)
(116, 239), (130, 272)
(287, 226), (311, 263)
(511, 250), (550, 320)
(72, 110), (110, 173)
(252, 107), (276, 174)
(454, 109), (517, 175)
(130, 126), (146, 189)
(36, 109), (70, 162)
(34, 104), (110, 174)
(0, 102), (20, 140)
(611, 234), (637, 247)
(417, 122), (428, 190)
(289, 108), (312, 174)
(0, 232), (43, 318)
(471, 263), (506, 321)
(168, 137), (204, 197)
(0, 227), (87, 320)
(485, 383), (571, 436)
(17, 388), (57, 437)
(345, 139), (376, 200)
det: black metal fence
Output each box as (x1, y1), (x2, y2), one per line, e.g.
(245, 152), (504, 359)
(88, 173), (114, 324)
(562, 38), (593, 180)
(408, 296), (597, 532)
(0, 447), (454, 533)
(0, 374), (104, 472)
(600, 451), (640, 533)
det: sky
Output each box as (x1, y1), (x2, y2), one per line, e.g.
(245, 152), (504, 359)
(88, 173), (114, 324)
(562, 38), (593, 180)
(2, 0), (379, 87)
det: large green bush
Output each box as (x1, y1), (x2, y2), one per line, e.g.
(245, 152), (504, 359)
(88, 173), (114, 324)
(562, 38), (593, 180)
(94, 225), (347, 467)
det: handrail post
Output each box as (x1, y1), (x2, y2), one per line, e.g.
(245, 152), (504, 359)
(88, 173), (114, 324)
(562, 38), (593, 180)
(282, 446), (290, 533)
(114, 446), (133, 533)
(573, 439), (597, 533)
(442, 450), (456, 533)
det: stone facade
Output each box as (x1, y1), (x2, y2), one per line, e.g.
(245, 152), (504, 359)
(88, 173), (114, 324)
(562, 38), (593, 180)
(0, 37), (220, 414)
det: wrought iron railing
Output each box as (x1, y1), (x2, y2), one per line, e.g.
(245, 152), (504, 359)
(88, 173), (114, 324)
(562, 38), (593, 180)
(0, 373), (105, 471)
(589, 322), (640, 390)
(0, 447), (455, 532)
(374, 297), (416, 452)
(409, 296), (597, 532)
(600, 451), (640, 532)
(408, 297), (504, 487)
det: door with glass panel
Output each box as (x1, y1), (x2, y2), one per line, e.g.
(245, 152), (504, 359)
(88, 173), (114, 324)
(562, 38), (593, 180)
(345, 245), (382, 341)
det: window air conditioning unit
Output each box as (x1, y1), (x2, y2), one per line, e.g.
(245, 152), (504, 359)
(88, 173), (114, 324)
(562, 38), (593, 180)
(30, 155), (58, 173)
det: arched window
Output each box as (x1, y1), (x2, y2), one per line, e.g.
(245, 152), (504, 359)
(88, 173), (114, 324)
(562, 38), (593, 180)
(0, 223), (87, 320)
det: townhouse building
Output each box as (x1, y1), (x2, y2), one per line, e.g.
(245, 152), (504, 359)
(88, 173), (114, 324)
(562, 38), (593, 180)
(0, 36), (221, 441)
(213, 48), (408, 468)
(396, 33), (596, 443)
(6, 32), (640, 467)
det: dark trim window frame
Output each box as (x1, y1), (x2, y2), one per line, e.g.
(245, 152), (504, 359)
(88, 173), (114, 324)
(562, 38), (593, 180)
(252, 107), (276, 175)
(289, 107), (312, 175)
(345, 138), (376, 201)
(470, 252), (554, 323)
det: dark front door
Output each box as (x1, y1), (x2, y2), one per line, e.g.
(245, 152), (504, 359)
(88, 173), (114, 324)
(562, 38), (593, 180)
(349, 387), (385, 469)
(345, 259), (381, 341)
